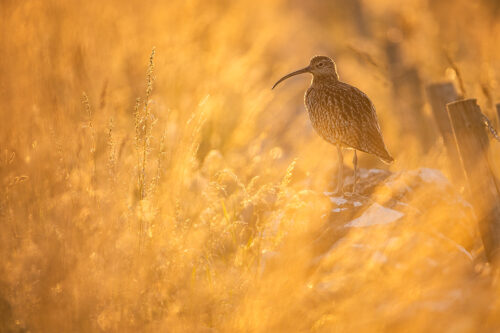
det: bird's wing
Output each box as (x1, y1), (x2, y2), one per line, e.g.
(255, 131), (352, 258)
(331, 82), (393, 162)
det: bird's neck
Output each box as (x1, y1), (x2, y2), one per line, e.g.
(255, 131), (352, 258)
(311, 73), (339, 87)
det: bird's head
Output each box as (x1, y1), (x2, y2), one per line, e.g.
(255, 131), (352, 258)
(272, 55), (338, 89)
(308, 56), (338, 77)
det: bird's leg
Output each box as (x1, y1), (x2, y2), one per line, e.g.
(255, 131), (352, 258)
(335, 143), (344, 195)
(353, 150), (358, 194)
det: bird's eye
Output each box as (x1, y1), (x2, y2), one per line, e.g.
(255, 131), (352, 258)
(317, 62), (324, 67)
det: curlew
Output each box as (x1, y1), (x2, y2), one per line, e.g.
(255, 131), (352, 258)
(273, 56), (393, 194)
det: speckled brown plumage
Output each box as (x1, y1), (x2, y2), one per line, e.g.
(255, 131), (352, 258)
(273, 55), (393, 193)
(305, 75), (392, 163)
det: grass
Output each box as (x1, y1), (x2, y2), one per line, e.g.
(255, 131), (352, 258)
(2, 0), (500, 331)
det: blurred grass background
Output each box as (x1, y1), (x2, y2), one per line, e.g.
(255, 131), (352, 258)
(2, 0), (500, 331)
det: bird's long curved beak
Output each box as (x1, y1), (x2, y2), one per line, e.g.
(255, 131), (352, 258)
(272, 66), (310, 89)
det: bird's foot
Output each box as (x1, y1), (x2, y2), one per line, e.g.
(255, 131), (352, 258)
(333, 186), (344, 197)
(343, 191), (370, 202)
(343, 185), (358, 197)
(342, 191), (356, 198)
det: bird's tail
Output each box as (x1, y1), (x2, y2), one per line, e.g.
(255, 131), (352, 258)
(379, 150), (394, 164)
(380, 155), (394, 164)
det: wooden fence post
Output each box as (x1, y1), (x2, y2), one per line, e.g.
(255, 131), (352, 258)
(496, 103), (500, 126)
(447, 99), (500, 263)
(426, 83), (462, 182)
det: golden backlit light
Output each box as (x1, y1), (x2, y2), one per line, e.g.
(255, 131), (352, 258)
(2, 0), (500, 331)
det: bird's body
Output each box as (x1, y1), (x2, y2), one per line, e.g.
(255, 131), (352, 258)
(305, 79), (392, 163)
(273, 55), (393, 194)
